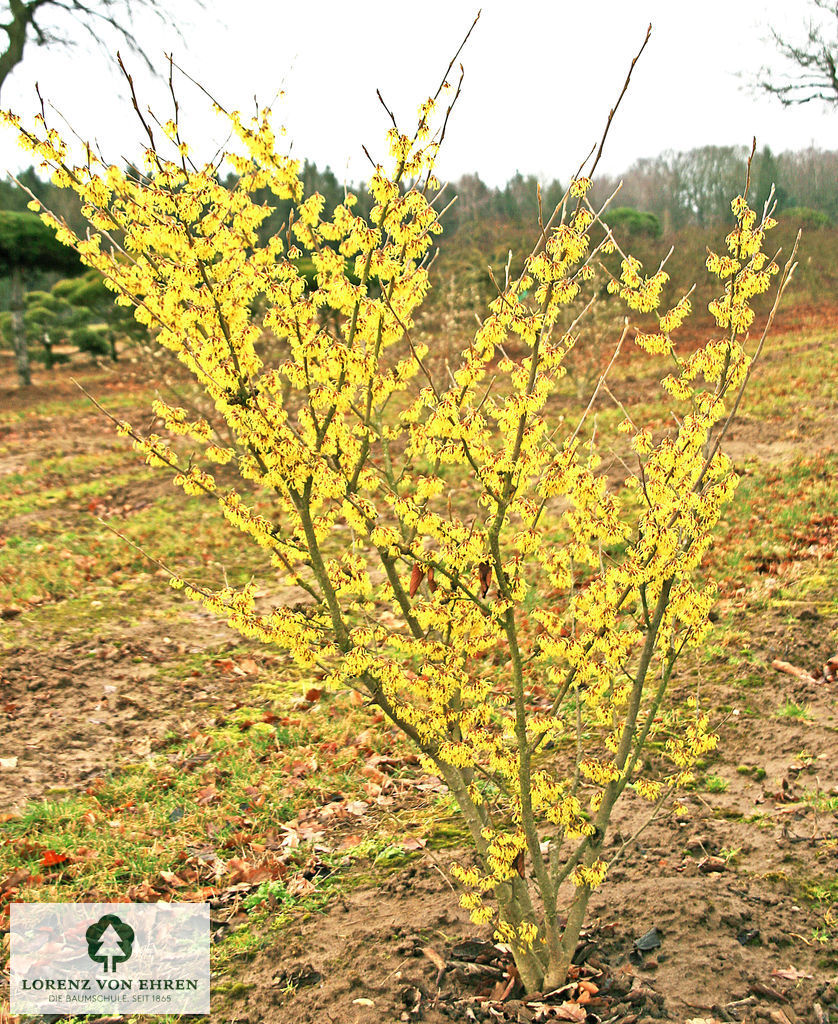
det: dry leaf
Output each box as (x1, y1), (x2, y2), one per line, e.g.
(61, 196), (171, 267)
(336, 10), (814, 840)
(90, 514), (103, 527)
(409, 564), (425, 598)
(552, 1003), (587, 1023)
(422, 947), (446, 971)
(287, 876), (316, 898)
(771, 967), (813, 982)
(0, 868), (30, 893)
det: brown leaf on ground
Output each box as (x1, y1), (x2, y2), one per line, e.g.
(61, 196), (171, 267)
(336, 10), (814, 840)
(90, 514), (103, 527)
(767, 1011), (794, 1024)
(158, 870), (188, 887)
(530, 1001), (586, 1022)
(194, 785), (219, 805)
(126, 881), (166, 902)
(0, 867), (30, 893)
(772, 967), (813, 982)
(41, 849), (69, 867)
(422, 946), (446, 971)
(287, 875), (316, 898)
(226, 857), (285, 886)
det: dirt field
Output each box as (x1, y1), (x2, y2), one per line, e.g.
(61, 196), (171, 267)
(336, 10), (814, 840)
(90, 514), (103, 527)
(1, 320), (837, 1024)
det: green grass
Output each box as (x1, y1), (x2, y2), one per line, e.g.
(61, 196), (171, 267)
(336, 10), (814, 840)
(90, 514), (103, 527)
(802, 787), (838, 814)
(778, 700), (812, 720)
(705, 774), (729, 794)
(0, 672), (443, 901)
(0, 385), (157, 427)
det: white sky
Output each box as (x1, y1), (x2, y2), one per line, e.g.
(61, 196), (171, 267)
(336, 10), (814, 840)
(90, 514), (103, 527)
(0, 0), (834, 188)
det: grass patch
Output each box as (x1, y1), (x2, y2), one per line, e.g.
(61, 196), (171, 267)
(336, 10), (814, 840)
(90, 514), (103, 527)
(778, 700), (812, 720)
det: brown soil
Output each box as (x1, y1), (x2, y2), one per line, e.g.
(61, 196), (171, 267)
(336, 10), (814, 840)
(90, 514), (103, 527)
(0, 613), (247, 811)
(2, 354), (838, 1023)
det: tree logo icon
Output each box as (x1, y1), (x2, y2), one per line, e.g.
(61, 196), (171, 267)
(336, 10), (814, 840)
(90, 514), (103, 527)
(85, 914), (135, 973)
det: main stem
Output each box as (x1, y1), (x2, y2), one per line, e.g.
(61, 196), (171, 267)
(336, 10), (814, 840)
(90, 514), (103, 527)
(541, 577), (675, 990)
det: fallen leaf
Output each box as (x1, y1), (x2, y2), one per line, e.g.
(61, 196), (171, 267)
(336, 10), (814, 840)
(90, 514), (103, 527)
(422, 947), (446, 971)
(551, 1003), (586, 1022)
(159, 870), (188, 887)
(41, 850), (69, 867)
(634, 926), (663, 951)
(0, 868), (31, 893)
(0, 756), (18, 769)
(226, 858), (281, 885)
(768, 1011), (794, 1024)
(287, 876), (316, 898)
(771, 967), (813, 982)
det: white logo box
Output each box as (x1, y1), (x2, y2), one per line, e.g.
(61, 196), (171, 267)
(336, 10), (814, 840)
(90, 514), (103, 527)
(11, 902), (210, 1014)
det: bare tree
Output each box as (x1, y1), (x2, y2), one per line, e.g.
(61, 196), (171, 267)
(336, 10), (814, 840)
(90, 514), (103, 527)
(0, 0), (201, 99)
(755, 0), (838, 106)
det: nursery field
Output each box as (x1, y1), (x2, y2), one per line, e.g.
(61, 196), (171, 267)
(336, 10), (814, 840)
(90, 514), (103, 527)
(0, 312), (837, 1024)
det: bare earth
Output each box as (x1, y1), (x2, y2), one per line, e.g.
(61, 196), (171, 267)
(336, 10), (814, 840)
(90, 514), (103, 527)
(1, 343), (837, 1024)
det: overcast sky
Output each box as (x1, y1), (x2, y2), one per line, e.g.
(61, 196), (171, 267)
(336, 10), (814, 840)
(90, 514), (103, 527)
(0, 0), (834, 188)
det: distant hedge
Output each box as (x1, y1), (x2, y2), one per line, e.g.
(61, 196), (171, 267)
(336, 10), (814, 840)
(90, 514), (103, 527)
(605, 207), (662, 239)
(781, 206), (832, 231)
